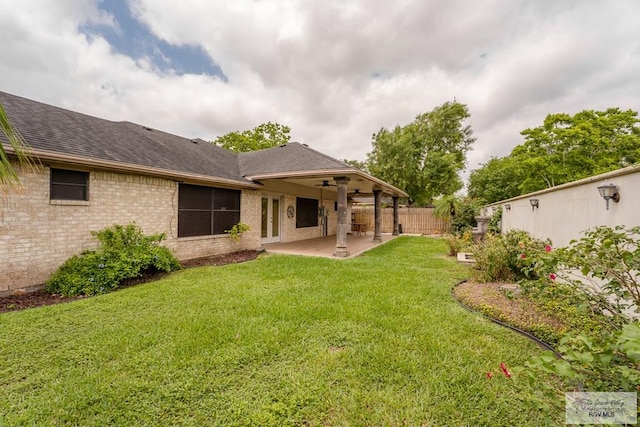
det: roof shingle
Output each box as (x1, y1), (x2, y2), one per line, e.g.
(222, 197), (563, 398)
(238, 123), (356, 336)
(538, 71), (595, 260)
(239, 142), (356, 177)
(0, 91), (369, 188)
(0, 91), (249, 185)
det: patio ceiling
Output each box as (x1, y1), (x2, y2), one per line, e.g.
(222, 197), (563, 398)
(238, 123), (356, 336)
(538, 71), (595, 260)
(246, 169), (408, 198)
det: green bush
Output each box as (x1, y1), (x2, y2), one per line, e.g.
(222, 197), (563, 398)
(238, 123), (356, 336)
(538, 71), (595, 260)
(470, 230), (552, 282)
(225, 222), (251, 241)
(488, 208), (502, 234)
(470, 234), (514, 282)
(46, 223), (181, 296)
(555, 225), (640, 326)
(526, 323), (640, 392)
(450, 197), (483, 234)
(442, 231), (472, 256)
(522, 226), (640, 393)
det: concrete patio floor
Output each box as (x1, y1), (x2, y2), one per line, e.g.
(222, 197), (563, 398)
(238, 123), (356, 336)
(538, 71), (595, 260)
(262, 234), (398, 259)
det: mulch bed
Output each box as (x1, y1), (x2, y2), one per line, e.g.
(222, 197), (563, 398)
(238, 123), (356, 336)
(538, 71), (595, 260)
(0, 250), (261, 313)
(453, 280), (565, 334)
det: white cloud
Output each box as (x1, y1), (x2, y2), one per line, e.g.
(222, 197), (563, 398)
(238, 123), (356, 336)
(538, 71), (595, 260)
(1, 0), (639, 186)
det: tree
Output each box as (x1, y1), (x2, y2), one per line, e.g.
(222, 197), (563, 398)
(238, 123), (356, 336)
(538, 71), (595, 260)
(213, 122), (291, 152)
(433, 194), (459, 220)
(366, 100), (475, 205)
(467, 107), (640, 202)
(341, 158), (368, 172)
(0, 102), (37, 187)
(515, 108), (640, 193)
(467, 156), (523, 204)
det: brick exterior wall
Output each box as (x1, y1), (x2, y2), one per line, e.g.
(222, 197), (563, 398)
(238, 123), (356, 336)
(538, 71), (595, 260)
(279, 195), (337, 243)
(0, 162), (261, 295)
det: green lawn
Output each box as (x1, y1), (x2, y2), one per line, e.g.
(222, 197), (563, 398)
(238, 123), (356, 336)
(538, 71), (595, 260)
(1, 237), (563, 426)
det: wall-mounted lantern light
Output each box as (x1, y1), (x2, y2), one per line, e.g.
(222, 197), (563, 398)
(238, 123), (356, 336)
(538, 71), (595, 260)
(504, 204), (511, 211)
(529, 198), (539, 211)
(597, 182), (620, 210)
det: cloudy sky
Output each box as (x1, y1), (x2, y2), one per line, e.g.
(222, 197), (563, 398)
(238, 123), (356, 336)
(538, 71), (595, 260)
(1, 0), (639, 184)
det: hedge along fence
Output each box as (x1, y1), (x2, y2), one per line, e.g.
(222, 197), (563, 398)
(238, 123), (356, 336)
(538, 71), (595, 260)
(352, 207), (450, 235)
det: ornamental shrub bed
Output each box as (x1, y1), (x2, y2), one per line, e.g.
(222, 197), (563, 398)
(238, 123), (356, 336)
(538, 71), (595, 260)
(467, 226), (640, 395)
(46, 223), (181, 296)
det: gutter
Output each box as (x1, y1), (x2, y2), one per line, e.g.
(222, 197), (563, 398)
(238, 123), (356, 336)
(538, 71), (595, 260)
(5, 147), (262, 190)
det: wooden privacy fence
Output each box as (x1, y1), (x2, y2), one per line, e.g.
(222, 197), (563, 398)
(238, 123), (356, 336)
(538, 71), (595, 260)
(351, 207), (450, 235)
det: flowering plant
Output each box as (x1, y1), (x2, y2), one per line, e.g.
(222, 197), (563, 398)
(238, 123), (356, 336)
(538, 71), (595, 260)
(486, 362), (513, 380)
(522, 226), (640, 393)
(470, 230), (553, 282)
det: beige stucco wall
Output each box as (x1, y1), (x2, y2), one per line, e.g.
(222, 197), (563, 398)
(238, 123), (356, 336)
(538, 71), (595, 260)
(0, 162), (261, 295)
(495, 165), (640, 247)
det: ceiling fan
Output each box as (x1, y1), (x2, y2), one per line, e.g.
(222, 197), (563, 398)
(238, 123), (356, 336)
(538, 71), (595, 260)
(315, 180), (337, 188)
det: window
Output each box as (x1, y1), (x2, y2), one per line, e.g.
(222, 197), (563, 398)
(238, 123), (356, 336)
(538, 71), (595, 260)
(178, 184), (241, 237)
(50, 168), (89, 200)
(296, 197), (319, 228)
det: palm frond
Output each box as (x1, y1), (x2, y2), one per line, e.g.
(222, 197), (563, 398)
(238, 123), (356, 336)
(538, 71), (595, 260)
(0, 103), (40, 187)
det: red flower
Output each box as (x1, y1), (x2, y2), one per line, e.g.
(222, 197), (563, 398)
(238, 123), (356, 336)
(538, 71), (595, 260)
(545, 245), (552, 252)
(520, 254), (526, 259)
(486, 372), (493, 379)
(549, 273), (557, 280)
(500, 362), (512, 378)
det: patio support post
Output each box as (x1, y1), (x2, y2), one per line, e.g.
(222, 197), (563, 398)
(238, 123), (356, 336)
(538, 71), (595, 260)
(333, 176), (350, 258)
(373, 189), (382, 242)
(392, 196), (399, 236)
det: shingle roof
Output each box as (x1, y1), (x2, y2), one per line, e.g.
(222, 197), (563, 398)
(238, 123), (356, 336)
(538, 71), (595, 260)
(0, 91), (250, 186)
(239, 142), (356, 177)
(0, 91), (374, 190)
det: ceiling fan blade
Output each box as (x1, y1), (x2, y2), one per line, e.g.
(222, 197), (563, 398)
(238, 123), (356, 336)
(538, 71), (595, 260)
(315, 180), (337, 187)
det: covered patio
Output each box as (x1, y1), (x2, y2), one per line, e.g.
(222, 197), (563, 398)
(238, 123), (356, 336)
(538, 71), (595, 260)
(262, 234), (398, 259)
(240, 143), (408, 258)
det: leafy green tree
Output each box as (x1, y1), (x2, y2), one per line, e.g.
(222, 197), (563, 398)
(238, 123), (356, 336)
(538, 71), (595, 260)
(468, 156), (523, 204)
(213, 122), (291, 152)
(515, 108), (640, 193)
(342, 158), (368, 172)
(0, 103), (38, 186)
(450, 197), (483, 234)
(468, 107), (640, 202)
(366, 100), (475, 205)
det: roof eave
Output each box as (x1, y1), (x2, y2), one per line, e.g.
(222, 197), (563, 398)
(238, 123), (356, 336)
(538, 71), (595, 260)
(5, 147), (261, 190)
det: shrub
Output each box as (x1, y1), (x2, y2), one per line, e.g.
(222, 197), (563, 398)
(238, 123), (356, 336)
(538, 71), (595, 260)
(433, 195), (457, 233)
(46, 223), (181, 296)
(522, 226), (640, 393)
(526, 323), (640, 392)
(443, 231), (472, 256)
(470, 230), (552, 282)
(488, 208), (502, 234)
(522, 225), (639, 333)
(554, 225), (640, 326)
(225, 222), (251, 241)
(470, 234), (514, 282)
(451, 197), (483, 234)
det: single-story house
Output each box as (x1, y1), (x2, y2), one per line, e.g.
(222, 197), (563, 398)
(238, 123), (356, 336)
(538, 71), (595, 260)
(0, 91), (407, 295)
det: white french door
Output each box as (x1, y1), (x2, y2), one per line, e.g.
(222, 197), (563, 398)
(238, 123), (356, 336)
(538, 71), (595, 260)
(261, 196), (281, 244)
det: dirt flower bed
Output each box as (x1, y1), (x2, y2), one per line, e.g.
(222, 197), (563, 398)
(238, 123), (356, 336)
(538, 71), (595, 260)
(1, 250), (261, 313)
(454, 281), (567, 345)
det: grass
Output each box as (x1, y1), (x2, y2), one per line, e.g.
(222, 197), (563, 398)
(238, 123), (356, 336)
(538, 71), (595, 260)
(0, 237), (564, 426)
